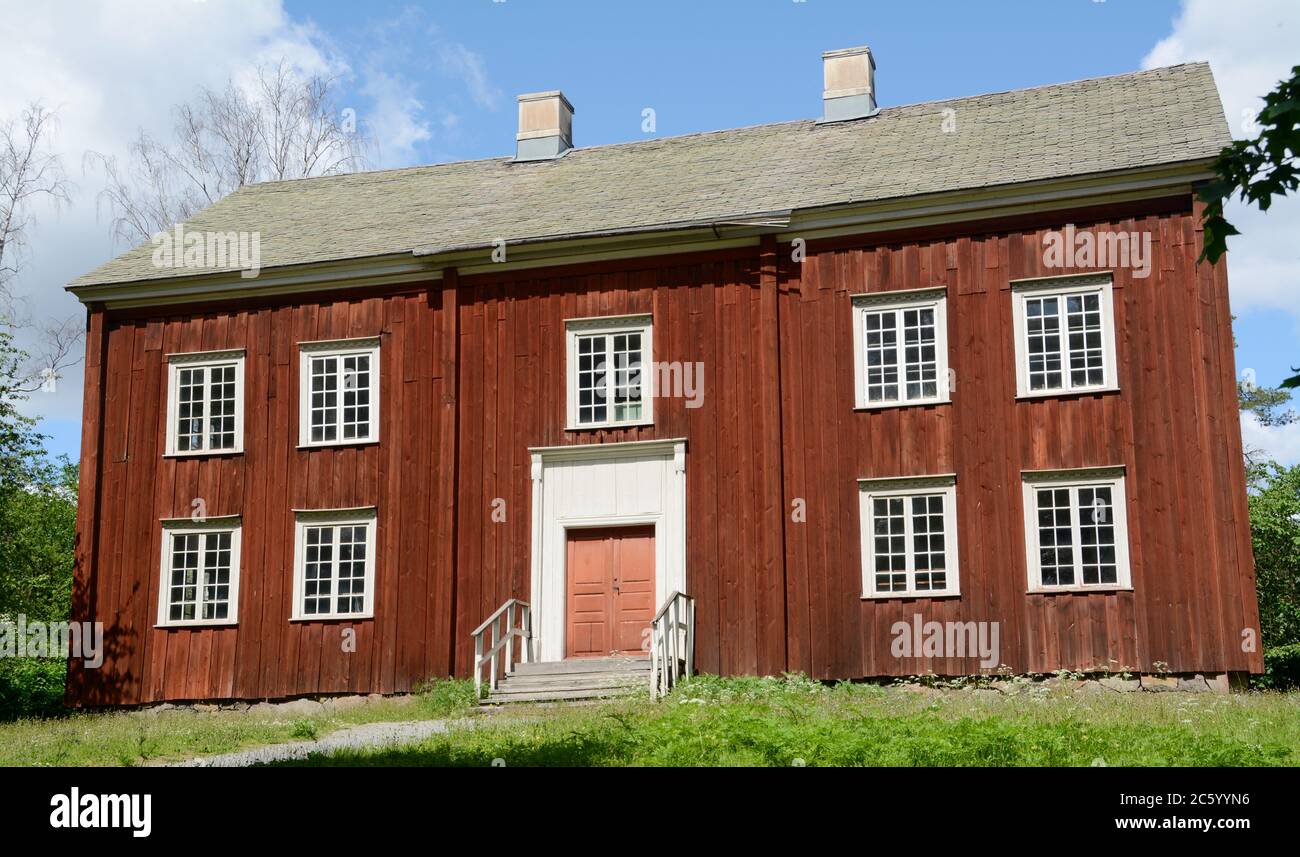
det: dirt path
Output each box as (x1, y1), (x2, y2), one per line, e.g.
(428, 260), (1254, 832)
(163, 718), (468, 767)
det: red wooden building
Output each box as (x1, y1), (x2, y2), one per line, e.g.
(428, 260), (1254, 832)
(64, 50), (1261, 705)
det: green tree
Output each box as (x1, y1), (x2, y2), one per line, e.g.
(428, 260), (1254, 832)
(0, 329), (77, 621)
(1246, 461), (1300, 649)
(1239, 380), (1298, 427)
(1199, 64), (1300, 386)
(0, 329), (76, 718)
(0, 329), (46, 489)
(0, 457), (76, 621)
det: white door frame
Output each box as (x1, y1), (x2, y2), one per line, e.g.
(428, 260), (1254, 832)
(528, 438), (687, 662)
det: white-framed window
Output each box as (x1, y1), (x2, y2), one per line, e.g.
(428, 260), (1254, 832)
(858, 474), (960, 598)
(291, 508), (377, 620)
(1022, 467), (1132, 592)
(851, 288), (950, 409)
(565, 314), (653, 429)
(164, 350), (245, 456)
(1011, 273), (1118, 398)
(298, 337), (380, 447)
(156, 516), (242, 627)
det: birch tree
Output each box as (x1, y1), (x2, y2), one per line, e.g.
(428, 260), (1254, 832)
(0, 103), (79, 396)
(89, 59), (369, 246)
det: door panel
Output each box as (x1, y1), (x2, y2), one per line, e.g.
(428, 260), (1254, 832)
(566, 532), (611, 657)
(565, 526), (656, 658)
(613, 528), (655, 654)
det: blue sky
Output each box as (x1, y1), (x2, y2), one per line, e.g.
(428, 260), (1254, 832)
(282, 0), (1189, 165)
(3, 0), (1298, 462)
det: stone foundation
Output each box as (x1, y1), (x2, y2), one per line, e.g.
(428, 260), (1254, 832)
(135, 692), (416, 716)
(890, 671), (1250, 695)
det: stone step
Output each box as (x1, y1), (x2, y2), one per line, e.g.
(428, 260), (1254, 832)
(497, 671), (647, 688)
(509, 657), (650, 677)
(482, 684), (645, 705)
(483, 656), (654, 705)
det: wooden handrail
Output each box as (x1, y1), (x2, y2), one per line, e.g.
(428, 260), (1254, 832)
(472, 597), (528, 637)
(651, 590), (686, 624)
(472, 599), (532, 697)
(649, 591), (694, 701)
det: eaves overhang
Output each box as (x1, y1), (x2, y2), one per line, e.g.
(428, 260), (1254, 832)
(67, 158), (1214, 311)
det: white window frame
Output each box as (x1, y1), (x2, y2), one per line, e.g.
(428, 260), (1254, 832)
(1021, 467), (1132, 594)
(156, 516), (242, 627)
(298, 337), (381, 448)
(851, 288), (951, 410)
(565, 314), (654, 430)
(1011, 273), (1118, 399)
(858, 474), (960, 599)
(291, 507), (378, 621)
(164, 349), (245, 456)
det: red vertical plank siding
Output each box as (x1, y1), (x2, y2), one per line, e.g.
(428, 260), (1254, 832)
(65, 305), (107, 705)
(67, 196), (1261, 704)
(431, 274), (459, 678)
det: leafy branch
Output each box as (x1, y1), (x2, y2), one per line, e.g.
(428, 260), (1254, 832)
(1198, 64), (1300, 386)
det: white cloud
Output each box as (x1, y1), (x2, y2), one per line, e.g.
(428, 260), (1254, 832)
(0, 0), (339, 449)
(1241, 412), (1300, 466)
(1144, 0), (1296, 132)
(350, 6), (493, 164)
(360, 67), (433, 166)
(1142, 0), (1300, 318)
(1, 1), (499, 457)
(438, 43), (501, 111)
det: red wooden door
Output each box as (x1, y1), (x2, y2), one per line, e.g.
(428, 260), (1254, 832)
(566, 526), (656, 657)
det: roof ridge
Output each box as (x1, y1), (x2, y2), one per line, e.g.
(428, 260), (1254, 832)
(241, 62), (1211, 193)
(69, 62), (1228, 292)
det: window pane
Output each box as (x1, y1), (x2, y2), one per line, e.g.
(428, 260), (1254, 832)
(335, 525), (369, 614)
(576, 335), (608, 424)
(168, 532), (200, 621)
(910, 494), (947, 591)
(871, 491), (949, 594)
(173, 362), (240, 452)
(864, 310), (899, 402)
(177, 367), (205, 451)
(341, 354), (371, 440)
(902, 307), (939, 400)
(611, 332), (643, 422)
(303, 526), (335, 615)
(310, 356), (339, 442)
(871, 496), (907, 592)
(1025, 297), (1062, 391)
(201, 531), (234, 620)
(300, 523), (369, 616)
(207, 365), (237, 450)
(1066, 292), (1105, 387)
(1035, 487), (1074, 586)
(1077, 486), (1118, 584)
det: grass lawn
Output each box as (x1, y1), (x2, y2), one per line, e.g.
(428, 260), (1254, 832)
(0, 678), (476, 766)
(4, 674), (1299, 767)
(274, 675), (1300, 767)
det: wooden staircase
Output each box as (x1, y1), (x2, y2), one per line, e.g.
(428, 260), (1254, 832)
(480, 656), (651, 705)
(470, 594), (693, 705)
